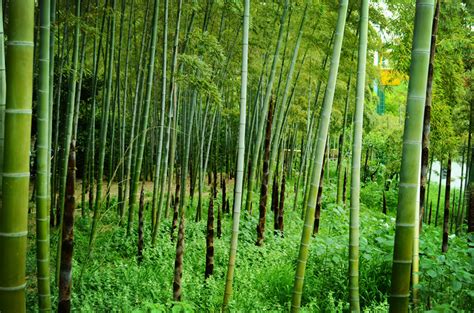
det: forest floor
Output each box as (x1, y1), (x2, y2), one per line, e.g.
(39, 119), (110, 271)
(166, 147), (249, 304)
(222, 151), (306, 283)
(25, 167), (474, 312)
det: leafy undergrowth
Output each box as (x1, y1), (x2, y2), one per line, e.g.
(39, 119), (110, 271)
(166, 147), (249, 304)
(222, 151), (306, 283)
(26, 180), (473, 312)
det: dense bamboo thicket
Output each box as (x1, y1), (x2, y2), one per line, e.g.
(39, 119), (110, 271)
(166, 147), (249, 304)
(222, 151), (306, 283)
(0, 0), (472, 312)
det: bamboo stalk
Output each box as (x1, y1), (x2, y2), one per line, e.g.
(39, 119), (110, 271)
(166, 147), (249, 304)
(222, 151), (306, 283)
(0, 2), (34, 311)
(36, 0), (53, 310)
(390, 1), (434, 311)
(348, 0), (369, 310)
(222, 0), (249, 308)
(291, 0), (348, 310)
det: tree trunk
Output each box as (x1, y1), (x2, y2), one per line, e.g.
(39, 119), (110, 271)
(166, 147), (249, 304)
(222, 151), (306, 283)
(56, 0), (81, 235)
(423, 155), (434, 224)
(151, 0), (171, 236)
(292, 1), (349, 307)
(278, 172), (286, 235)
(435, 160), (443, 227)
(313, 151), (326, 236)
(222, 0), (249, 307)
(171, 181), (180, 241)
(36, 0), (52, 309)
(137, 184), (145, 263)
(205, 198), (215, 279)
(342, 168), (347, 206)
(48, 0), (57, 226)
(59, 141), (76, 312)
(164, 0), (183, 221)
(455, 147), (466, 232)
(213, 162), (218, 199)
(0, 1), (5, 209)
(442, 158), (451, 253)
(348, 1), (369, 308)
(222, 177), (227, 214)
(256, 97), (275, 246)
(419, 0), (440, 234)
(383, 187), (387, 214)
(173, 214), (185, 301)
(272, 174), (280, 235)
(390, 1), (434, 311)
(0, 2), (34, 311)
(363, 147), (369, 182)
(450, 190), (456, 233)
(468, 85), (474, 233)
(428, 201), (433, 224)
(217, 200), (222, 239)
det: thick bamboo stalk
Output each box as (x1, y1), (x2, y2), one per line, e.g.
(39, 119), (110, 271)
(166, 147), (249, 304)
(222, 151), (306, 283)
(291, 0), (348, 310)
(222, 0), (249, 308)
(36, 0), (53, 310)
(419, 0), (440, 233)
(390, 1), (434, 311)
(0, 1), (34, 311)
(0, 3), (5, 199)
(348, 0), (369, 310)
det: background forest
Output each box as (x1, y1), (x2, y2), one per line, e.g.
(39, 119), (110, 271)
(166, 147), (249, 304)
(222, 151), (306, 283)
(0, 0), (472, 312)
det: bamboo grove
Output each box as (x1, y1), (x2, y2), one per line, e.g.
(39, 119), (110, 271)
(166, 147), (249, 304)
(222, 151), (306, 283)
(0, 0), (472, 312)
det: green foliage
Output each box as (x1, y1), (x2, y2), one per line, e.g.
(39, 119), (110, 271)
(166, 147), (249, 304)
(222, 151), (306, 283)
(25, 179), (473, 312)
(418, 228), (474, 311)
(360, 181), (383, 211)
(24, 0), (474, 311)
(176, 54), (222, 105)
(362, 109), (403, 179)
(385, 0), (471, 161)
